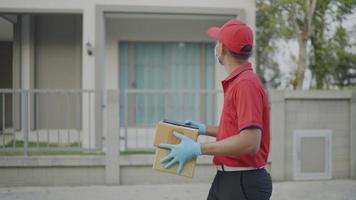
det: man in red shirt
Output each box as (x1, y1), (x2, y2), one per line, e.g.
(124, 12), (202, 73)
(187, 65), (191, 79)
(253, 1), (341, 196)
(159, 19), (272, 199)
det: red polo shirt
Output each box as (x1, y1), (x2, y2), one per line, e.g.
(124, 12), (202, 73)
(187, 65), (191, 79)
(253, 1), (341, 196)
(213, 62), (270, 168)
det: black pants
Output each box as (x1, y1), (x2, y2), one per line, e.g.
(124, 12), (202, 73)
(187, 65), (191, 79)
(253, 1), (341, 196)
(207, 168), (272, 200)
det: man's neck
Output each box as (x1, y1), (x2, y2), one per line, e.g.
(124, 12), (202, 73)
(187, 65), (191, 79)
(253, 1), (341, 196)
(226, 60), (249, 74)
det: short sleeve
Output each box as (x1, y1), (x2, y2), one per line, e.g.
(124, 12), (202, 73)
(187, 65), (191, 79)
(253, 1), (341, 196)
(234, 80), (263, 132)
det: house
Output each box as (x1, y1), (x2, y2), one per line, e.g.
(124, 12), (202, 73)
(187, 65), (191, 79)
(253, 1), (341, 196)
(0, 0), (255, 149)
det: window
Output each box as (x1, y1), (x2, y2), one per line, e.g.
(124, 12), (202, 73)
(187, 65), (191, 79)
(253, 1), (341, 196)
(119, 42), (216, 127)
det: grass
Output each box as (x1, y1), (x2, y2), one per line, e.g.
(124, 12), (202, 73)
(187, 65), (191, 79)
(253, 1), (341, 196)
(4, 140), (81, 148)
(0, 140), (154, 156)
(120, 149), (155, 155)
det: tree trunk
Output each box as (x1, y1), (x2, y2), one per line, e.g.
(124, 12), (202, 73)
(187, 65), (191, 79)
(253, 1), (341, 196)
(293, 39), (307, 89)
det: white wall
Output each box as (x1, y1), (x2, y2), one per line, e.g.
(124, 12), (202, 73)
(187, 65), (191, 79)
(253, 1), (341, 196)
(35, 14), (82, 89)
(106, 15), (232, 42)
(34, 14), (82, 129)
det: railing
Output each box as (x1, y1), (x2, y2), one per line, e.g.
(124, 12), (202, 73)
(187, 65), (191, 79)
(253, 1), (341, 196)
(0, 89), (98, 156)
(0, 89), (222, 155)
(120, 89), (222, 150)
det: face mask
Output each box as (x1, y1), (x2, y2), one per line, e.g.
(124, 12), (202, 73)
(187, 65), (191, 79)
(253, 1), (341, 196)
(214, 42), (223, 65)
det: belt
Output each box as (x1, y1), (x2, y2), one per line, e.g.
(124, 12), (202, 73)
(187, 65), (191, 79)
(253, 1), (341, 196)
(215, 165), (262, 172)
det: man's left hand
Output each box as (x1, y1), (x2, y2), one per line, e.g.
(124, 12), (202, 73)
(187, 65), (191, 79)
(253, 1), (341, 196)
(159, 132), (202, 174)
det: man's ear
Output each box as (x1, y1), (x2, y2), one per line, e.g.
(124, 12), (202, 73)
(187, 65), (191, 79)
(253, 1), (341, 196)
(220, 43), (227, 56)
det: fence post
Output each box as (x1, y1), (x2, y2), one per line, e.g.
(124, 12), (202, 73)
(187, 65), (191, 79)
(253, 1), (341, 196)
(269, 90), (285, 181)
(124, 90), (128, 150)
(21, 90), (29, 157)
(105, 90), (120, 185)
(350, 91), (356, 179)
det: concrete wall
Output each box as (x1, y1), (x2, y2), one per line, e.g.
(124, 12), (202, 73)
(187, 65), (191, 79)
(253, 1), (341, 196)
(0, 155), (270, 186)
(285, 99), (350, 179)
(0, 155), (216, 186)
(0, 167), (105, 186)
(269, 90), (356, 181)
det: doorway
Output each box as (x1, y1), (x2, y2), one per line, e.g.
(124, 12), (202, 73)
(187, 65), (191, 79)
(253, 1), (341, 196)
(0, 16), (14, 132)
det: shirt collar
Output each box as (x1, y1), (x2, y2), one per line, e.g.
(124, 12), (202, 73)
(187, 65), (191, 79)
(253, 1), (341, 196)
(222, 62), (252, 83)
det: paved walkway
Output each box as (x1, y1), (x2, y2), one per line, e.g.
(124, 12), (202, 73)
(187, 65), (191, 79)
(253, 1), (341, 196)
(0, 180), (355, 200)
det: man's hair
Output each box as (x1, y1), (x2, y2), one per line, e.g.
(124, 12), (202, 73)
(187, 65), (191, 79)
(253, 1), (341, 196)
(227, 44), (253, 61)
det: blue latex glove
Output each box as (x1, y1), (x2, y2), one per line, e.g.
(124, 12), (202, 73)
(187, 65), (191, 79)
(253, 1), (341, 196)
(159, 132), (202, 174)
(184, 120), (206, 135)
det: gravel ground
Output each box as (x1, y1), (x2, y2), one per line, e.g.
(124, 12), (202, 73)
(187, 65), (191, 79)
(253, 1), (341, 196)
(0, 180), (355, 200)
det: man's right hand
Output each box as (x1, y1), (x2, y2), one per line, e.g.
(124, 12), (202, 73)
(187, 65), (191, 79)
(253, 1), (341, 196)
(184, 120), (206, 135)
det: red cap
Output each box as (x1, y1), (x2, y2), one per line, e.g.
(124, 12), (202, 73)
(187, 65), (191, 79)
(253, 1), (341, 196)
(207, 19), (253, 55)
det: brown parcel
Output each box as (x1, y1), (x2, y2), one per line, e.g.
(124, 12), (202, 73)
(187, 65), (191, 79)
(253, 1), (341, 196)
(152, 121), (199, 178)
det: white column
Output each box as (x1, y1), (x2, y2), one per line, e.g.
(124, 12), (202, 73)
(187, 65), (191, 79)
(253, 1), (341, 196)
(20, 15), (34, 156)
(240, 2), (256, 68)
(13, 15), (21, 129)
(20, 15), (34, 90)
(98, 7), (120, 185)
(269, 90), (286, 181)
(82, 4), (107, 150)
(82, 5), (96, 149)
(94, 5), (106, 150)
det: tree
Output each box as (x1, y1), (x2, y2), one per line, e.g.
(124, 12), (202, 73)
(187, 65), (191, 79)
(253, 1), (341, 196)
(330, 26), (356, 88)
(256, 0), (282, 88)
(310, 0), (356, 88)
(256, 0), (356, 89)
(309, 0), (335, 89)
(275, 0), (317, 89)
(257, 0), (318, 89)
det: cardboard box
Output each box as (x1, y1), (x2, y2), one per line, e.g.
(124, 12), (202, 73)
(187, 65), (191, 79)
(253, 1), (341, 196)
(152, 120), (199, 178)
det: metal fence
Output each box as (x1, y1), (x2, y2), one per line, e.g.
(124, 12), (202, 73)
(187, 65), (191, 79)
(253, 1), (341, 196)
(120, 89), (222, 150)
(0, 89), (97, 155)
(0, 89), (222, 154)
